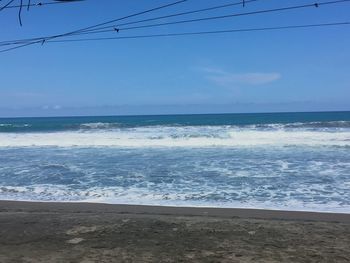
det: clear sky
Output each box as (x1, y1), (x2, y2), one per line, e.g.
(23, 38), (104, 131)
(0, 0), (349, 117)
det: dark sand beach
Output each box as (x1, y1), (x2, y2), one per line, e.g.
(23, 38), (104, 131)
(1, 201), (350, 262)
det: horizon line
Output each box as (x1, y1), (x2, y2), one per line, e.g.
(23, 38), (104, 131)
(0, 109), (349, 119)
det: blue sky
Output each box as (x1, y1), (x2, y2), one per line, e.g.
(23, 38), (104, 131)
(0, 0), (349, 117)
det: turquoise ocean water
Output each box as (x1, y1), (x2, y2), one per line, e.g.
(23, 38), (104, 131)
(1, 111), (350, 212)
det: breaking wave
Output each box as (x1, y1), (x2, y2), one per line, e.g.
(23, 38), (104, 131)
(0, 125), (349, 147)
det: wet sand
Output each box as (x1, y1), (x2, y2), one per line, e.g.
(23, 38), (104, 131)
(1, 201), (350, 262)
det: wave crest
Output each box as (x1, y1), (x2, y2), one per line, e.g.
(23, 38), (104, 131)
(79, 122), (121, 129)
(0, 126), (349, 147)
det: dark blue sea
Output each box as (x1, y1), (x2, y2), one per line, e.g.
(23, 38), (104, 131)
(1, 111), (350, 212)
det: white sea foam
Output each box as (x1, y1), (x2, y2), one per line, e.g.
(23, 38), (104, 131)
(80, 122), (120, 129)
(0, 126), (349, 147)
(0, 124), (30, 128)
(1, 184), (349, 213)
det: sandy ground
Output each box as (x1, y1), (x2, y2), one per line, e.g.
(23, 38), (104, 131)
(0, 201), (350, 263)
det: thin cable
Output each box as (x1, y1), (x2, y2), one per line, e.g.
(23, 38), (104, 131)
(1, 21), (347, 53)
(43, 22), (350, 43)
(0, 0), (189, 50)
(0, 0), (15, 11)
(43, 0), (187, 42)
(0, 0), (257, 46)
(1, 0), (348, 46)
(3, 0), (84, 9)
(114, 0), (350, 32)
(55, 0), (188, 37)
(77, 0), (259, 34)
(0, 40), (37, 53)
(2, 1), (349, 51)
(9, 0), (345, 36)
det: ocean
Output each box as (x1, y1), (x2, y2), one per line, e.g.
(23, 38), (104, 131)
(0, 111), (350, 212)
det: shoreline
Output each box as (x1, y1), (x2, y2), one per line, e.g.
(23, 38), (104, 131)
(1, 200), (350, 222)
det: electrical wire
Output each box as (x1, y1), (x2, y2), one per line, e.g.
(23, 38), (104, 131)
(47, 22), (350, 43)
(1, 0), (349, 53)
(114, 0), (350, 32)
(1, 21), (348, 53)
(2, 0), (349, 46)
(76, 0), (260, 35)
(2, 0), (84, 9)
(0, 0), (188, 51)
(0, 0), (15, 11)
(0, 0), (257, 46)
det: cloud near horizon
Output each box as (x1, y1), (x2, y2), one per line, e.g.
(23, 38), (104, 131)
(201, 67), (281, 87)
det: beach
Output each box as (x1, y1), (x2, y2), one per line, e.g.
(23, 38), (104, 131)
(1, 113), (350, 262)
(1, 201), (350, 262)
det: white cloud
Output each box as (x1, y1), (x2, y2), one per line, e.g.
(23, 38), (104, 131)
(41, 105), (62, 110)
(201, 67), (281, 87)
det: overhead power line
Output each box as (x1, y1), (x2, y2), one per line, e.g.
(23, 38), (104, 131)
(0, 0), (16, 11)
(59, 0), (350, 36)
(46, 22), (350, 42)
(76, 0), (260, 35)
(1, 0), (350, 53)
(2, 0), (349, 47)
(64, 0), (350, 35)
(0, 0), (256, 46)
(1, 0), (87, 26)
(2, 0), (187, 27)
(52, 0), (188, 37)
(0, 21), (348, 53)
(2, 0), (85, 9)
(0, 0), (189, 52)
(110, 0), (350, 32)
